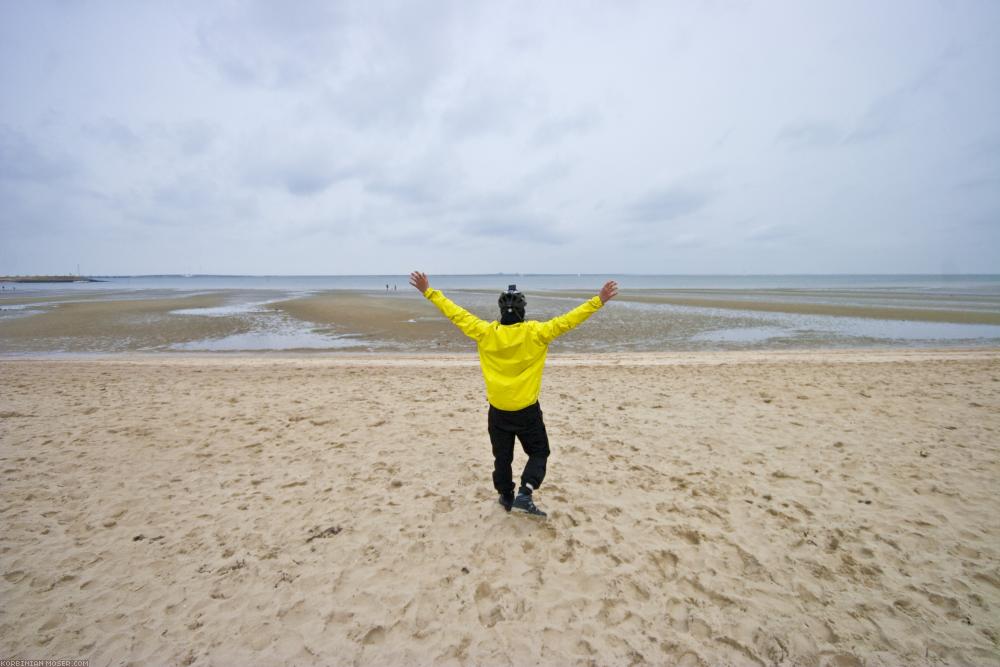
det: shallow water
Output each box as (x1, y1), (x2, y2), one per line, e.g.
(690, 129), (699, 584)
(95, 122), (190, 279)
(167, 306), (374, 351)
(170, 330), (368, 352)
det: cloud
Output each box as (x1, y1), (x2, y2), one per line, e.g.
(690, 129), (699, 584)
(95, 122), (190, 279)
(844, 66), (940, 145)
(530, 110), (600, 147)
(240, 140), (363, 197)
(281, 168), (341, 197)
(463, 215), (567, 245)
(439, 74), (541, 141)
(3, 2), (998, 274)
(666, 232), (704, 249)
(775, 121), (843, 149)
(744, 224), (797, 243)
(196, 1), (350, 89)
(82, 118), (141, 150)
(0, 127), (76, 182)
(365, 178), (441, 207)
(359, 147), (465, 209)
(517, 160), (572, 193)
(152, 174), (216, 211)
(626, 186), (712, 224)
(198, 1), (454, 133)
(172, 120), (219, 156)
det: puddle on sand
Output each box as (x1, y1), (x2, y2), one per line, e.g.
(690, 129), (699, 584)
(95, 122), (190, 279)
(171, 300), (280, 317)
(167, 292), (374, 351)
(0, 303), (47, 320)
(170, 329), (369, 351)
(691, 327), (791, 343)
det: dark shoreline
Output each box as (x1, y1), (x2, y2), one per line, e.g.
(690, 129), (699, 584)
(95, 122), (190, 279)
(0, 276), (104, 283)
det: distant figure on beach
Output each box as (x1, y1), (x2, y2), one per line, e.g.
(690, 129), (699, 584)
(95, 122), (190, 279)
(410, 271), (618, 517)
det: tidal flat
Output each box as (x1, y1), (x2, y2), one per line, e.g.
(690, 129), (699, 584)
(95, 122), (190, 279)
(3, 285), (1000, 354)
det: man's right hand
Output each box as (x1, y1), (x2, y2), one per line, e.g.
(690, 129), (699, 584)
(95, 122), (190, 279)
(409, 271), (430, 293)
(599, 280), (619, 304)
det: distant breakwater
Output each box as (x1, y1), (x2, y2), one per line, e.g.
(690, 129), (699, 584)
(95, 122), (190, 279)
(0, 276), (104, 283)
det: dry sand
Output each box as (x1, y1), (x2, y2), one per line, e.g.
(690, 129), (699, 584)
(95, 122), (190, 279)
(1, 350), (999, 666)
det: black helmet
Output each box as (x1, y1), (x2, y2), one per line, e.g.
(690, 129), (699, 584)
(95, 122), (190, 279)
(498, 284), (526, 324)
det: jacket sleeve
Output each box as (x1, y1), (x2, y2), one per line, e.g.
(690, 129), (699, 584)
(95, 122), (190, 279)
(535, 295), (604, 344)
(424, 288), (491, 342)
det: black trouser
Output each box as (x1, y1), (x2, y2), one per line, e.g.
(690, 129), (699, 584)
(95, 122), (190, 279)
(488, 401), (550, 496)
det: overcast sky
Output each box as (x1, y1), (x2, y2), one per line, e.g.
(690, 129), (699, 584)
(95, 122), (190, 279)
(1, 1), (998, 275)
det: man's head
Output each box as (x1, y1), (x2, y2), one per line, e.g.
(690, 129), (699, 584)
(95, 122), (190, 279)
(498, 284), (526, 324)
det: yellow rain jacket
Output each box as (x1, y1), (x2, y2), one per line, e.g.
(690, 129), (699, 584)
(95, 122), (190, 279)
(423, 288), (604, 411)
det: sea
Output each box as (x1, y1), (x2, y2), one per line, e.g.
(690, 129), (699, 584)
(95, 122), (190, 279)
(4, 273), (1000, 292)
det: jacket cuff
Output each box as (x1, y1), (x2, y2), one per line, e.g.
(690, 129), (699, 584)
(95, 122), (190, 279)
(423, 287), (435, 299)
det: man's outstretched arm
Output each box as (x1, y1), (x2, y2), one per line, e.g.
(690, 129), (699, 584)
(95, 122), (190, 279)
(536, 280), (618, 344)
(410, 271), (490, 342)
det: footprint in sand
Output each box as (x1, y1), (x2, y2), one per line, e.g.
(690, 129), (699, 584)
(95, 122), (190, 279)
(676, 652), (707, 667)
(3, 570), (26, 584)
(361, 626), (386, 646)
(433, 497), (451, 513)
(473, 582), (504, 628)
(648, 550), (679, 581)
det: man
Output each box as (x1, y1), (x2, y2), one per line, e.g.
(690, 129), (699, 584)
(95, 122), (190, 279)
(409, 271), (619, 517)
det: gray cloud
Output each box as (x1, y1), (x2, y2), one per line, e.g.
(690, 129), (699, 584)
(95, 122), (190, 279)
(1, 1), (998, 274)
(531, 110), (600, 147)
(0, 127), (76, 182)
(365, 178), (441, 208)
(83, 118), (141, 150)
(464, 216), (567, 245)
(775, 121), (843, 150)
(440, 74), (543, 141)
(196, 1), (350, 90)
(626, 186), (713, 224)
(198, 2), (455, 132)
(152, 175), (217, 212)
(844, 66), (939, 145)
(241, 141), (362, 197)
(744, 224), (797, 244)
(172, 121), (219, 157)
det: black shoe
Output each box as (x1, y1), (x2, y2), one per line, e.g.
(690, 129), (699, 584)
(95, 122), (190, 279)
(511, 493), (547, 518)
(498, 493), (514, 512)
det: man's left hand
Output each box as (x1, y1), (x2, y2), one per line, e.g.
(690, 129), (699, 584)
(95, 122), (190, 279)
(409, 271), (430, 293)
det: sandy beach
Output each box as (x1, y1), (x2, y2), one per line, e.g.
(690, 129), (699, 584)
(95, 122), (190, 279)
(1, 349), (998, 666)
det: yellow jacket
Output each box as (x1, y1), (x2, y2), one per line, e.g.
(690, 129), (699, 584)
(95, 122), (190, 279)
(424, 288), (604, 411)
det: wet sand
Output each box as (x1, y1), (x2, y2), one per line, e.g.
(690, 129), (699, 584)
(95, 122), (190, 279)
(1, 350), (998, 666)
(0, 294), (252, 353)
(270, 291), (461, 346)
(267, 291), (735, 353)
(536, 290), (1000, 325)
(3, 288), (1000, 354)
